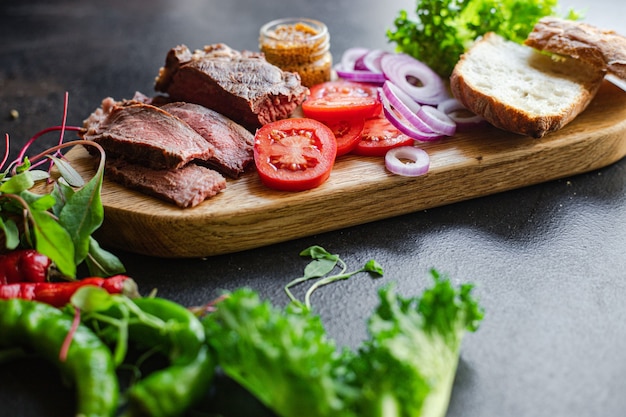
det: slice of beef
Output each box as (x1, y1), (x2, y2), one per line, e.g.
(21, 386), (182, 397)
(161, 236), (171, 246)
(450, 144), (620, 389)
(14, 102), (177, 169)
(161, 102), (254, 178)
(154, 43), (309, 131)
(105, 158), (226, 208)
(81, 98), (215, 170)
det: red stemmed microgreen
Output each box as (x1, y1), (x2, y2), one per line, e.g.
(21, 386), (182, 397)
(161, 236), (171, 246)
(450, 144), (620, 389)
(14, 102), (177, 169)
(0, 93), (125, 279)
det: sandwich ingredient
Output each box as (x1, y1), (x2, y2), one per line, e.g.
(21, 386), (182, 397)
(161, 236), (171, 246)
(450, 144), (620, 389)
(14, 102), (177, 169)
(259, 17), (333, 87)
(1, 98), (125, 278)
(81, 98), (216, 170)
(525, 16), (626, 80)
(0, 274), (137, 307)
(384, 146), (430, 177)
(334, 48), (388, 84)
(70, 289), (215, 417)
(380, 80), (455, 140)
(154, 43), (309, 131)
(352, 115), (415, 157)
(0, 298), (119, 417)
(253, 118), (337, 191)
(0, 249), (52, 284)
(302, 81), (382, 121)
(345, 271), (483, 417)
(104, 158), (226, 209)
(160, 102), (254, 178)
(386, 0), (579, 78)
(202, 258), (483, 417)
(380, 53), (450, 106)
(450, 32), (606, 138)
(320, 118), (365, 157)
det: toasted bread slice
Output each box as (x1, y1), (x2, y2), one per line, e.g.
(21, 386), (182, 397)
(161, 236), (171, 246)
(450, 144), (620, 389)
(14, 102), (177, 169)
(450, 32), (605, 138)
(525, 17), (626, 80)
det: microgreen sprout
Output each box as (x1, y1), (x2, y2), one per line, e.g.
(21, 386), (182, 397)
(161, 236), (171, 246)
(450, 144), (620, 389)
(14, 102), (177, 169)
(0, 93), (125, 278)
(284, 245), (384, 309)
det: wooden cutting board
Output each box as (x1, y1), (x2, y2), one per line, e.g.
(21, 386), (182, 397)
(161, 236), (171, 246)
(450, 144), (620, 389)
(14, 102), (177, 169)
(65, 80), (626, 258)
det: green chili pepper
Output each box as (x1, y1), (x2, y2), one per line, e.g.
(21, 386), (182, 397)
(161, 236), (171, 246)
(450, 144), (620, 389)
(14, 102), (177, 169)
(0, 298), (119, 417)
(124, 297), (215, 417)
(73, 290), (216, 417)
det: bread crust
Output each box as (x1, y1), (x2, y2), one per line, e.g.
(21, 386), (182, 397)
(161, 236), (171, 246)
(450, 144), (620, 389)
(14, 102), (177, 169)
(525, 17), (626, 80)
(450, 33), (604, 138)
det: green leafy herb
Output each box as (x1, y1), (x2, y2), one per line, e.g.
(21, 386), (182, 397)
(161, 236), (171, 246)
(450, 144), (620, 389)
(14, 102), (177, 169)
(0, 119), (124, 278)
(346, 269), (484, 417)
(203, 288), (355, 417)
(203, 247), (484, 417)
(284, 245), (384, 309)
(386, 0), (581, 77)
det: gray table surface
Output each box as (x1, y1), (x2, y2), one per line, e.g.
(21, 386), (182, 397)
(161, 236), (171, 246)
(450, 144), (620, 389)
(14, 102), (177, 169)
(1, 0), (625, 416)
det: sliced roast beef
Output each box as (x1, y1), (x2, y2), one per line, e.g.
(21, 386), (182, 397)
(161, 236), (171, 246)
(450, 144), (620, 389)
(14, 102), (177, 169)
(105, 158), (226, 208)
(160, 102), (254, 178)
(154, 43), (309, 131)
(81, 98), (215, 170)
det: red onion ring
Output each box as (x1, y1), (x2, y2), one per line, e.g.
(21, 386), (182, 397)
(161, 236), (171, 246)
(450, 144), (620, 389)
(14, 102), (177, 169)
(381, 93), (443, 142)
(360, 49), (389, 73)
(341, 47), (369, 71)
(437, 98), (485, 129)
(416, 105), (456, 136)
(335, 64), (386, 84)
(380, 53), (450, 105)
(382, 81), (433, 133)
(385, 146), (430, 177)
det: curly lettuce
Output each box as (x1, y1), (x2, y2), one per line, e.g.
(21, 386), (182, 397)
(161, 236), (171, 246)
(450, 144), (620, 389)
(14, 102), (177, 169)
(386, 0), (581, 77)
(346, 270), (484, 417)
(203, 267), (483, 417)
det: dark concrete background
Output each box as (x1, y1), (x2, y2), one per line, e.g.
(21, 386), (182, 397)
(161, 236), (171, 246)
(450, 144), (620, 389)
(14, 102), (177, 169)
(1, 0), (625, 416)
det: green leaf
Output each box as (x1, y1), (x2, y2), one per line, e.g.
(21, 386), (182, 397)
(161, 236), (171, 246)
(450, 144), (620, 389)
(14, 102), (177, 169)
(303, 258), (337, 279)
(48, 155), (85, 187)
(71, 286), (115, 312)
(50, 180), (74, 217)
(203, 288), (354, 417)
(386, 0), (579, 77)
(20, 190), (56, 212)
(0, 217), (20, 249)
(364, 259), (384, 275)
(85, 237), (126, 277)
(300, 245), (339, 262)
(0, 171), (34, 194)
(347, 272), (484, 417)
(30, 208), (76, 278)
(58, 168), (104, 265)
(27, 169), (51, 183)
(15, 157), (31, 174)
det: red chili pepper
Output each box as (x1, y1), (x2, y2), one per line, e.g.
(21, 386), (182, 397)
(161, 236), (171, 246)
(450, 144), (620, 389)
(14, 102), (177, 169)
(0, 249), (52, 284)
(0, 274), (137, 307)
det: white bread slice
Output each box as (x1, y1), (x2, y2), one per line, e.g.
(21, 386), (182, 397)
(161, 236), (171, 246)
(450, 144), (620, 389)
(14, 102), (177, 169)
(450, 32), (605, 138)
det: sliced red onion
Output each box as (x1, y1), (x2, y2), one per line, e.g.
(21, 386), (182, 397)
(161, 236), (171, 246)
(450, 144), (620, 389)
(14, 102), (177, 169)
(382, 80), (433, 133)
(341, 47), (369, 71)
(437, 98), (485, 129)
(334, 64), (386, 84)
(380, 53), (450, 105)
(385, 146), (430, 177)
(360, 49), (389, 73)
(416, 105), (456, 136)
(381, 93), (443, 142)
(340, 46), (370, 70)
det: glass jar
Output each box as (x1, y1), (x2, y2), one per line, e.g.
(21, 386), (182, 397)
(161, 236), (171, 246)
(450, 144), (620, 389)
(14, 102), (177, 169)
(259, 17), (332, 88)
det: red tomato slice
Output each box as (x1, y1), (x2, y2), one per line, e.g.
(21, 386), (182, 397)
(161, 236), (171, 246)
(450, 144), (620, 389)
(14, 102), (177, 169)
(253, 118), (337, 191)
(352, 115), (415, 157)
(320, 118), (364, 157)
(302, 81), (381, 121)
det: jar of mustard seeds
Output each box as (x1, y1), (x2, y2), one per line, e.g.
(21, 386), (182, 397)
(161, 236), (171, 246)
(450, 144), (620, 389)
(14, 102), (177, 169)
(259, 17), (332, 88)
